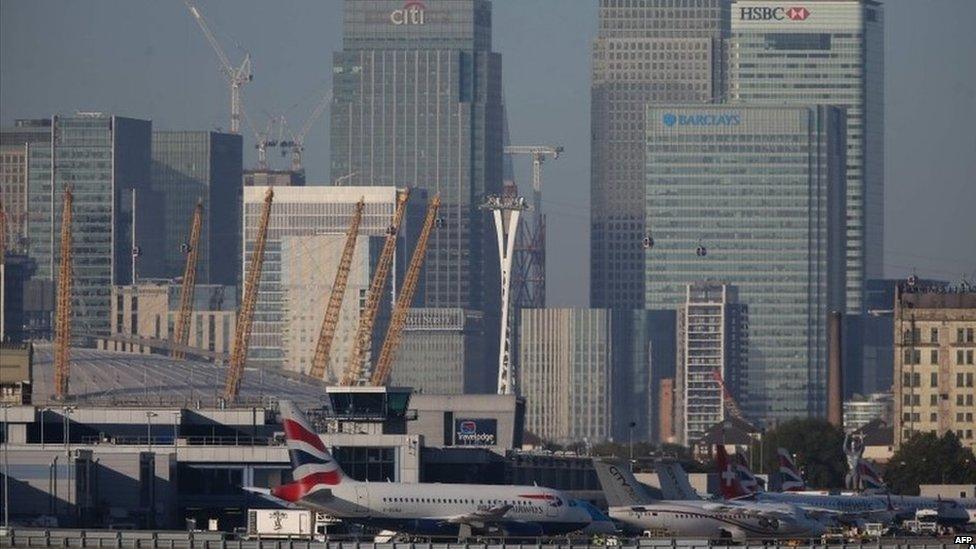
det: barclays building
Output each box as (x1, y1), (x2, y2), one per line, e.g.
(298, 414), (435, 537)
(644, 104), (847, 422)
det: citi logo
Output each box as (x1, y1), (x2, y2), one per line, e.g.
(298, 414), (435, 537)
(739, 6), (810, 21)
(391, 0), (426, 25)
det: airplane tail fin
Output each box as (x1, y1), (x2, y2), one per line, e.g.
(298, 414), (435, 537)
(654, 461), (701, 501)
(592, 459), (656, 507)
(715, 445), (751, 500)
(856, 458), (886, 492)
(731, 451), (763, 494)
(272, 400), (349, 502)
(777, 447), (807, 492)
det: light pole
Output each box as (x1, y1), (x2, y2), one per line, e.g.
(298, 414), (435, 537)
(62, 406), (75, 453)
(3, 403), (10, 536)
(628, 421), (637, 463)
(146, 411), (157, 452)
(40, 407), (51, 449)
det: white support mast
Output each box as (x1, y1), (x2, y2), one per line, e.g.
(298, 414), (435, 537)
(480, 194), (531, 395)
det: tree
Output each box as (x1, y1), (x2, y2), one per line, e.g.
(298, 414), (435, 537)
(885, 431), (976, 495)
(761, 418), (846, 489)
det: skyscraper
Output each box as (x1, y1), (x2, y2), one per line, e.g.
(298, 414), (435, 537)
(590, 0), (730, 309)
(675, 282), (748, 445)
(729, 0), (884, 313)
(644, 104), (847, 421)
(1, 119), (51, 254)
(26, 113), (152, 338)
(330, 0), (503, 313)
(242, 185), (425, 375)
(148, 131), (242, 286)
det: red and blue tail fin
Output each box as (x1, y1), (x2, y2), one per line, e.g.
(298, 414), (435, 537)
(272, 401), (348, 502)
(777, 447), (807, 492)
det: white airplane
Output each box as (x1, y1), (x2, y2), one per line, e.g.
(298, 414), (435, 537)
(772, 446), (971, 528)
(593, 459), (825, 541)
(255, 401), (592, 538)
(716, 445), (895, 526)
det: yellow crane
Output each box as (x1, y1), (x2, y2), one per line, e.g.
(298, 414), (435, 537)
(309, 198), (365, 380)
(370, 194), (440, 386)
(54, 187), (74, 400)
(341, 189), (410, 385)
(171, 199), (204, 360)
(223, 188), (273, 402)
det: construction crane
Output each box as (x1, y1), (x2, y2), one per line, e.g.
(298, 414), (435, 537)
(341, 189), (410, 385)
(279, 89), (332, 174)
(503, 145), (563, 309)
(370, 194), (441, 386)
(309, 198), (366, 381)
(53, 187), (74, 400)
(184, 0), (253, 134)
(223, 188), (273, 402)
(711, 369), (745, 421)
(171, 199), (204, 360)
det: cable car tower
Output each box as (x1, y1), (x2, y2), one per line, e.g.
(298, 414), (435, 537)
(480, 194), (531, 395)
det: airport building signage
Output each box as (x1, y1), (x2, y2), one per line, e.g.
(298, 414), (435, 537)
(454, 418), (497, 446)
(739, 6), (811, 21)
(391, 1), (427, 25)
(662, 112), (742, 127)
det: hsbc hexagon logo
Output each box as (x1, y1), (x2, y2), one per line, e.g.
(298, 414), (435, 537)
(786, 7), (810, 20)
(739, 6), (811, 21)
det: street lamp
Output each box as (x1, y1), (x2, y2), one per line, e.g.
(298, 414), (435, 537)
(628, 421), (637, 463)
(62, 406), (76, 453)
(3, 403), (11, 536)
(40, 407), (51, 449)
(146, 411), (158, 452)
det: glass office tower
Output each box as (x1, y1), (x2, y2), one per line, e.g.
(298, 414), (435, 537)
(644, 105), (846, 421)
(148, 131), (242, 286)
(26, 113), (152, 338)
(330, 0), (503, 313)
(729, 0), (884, 313)
(590, 0), (729, 309)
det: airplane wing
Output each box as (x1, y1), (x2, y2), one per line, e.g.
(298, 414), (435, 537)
(444, 505), (513, 526)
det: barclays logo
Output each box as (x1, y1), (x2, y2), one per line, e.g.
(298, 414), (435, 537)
(662, 113), (741, 127)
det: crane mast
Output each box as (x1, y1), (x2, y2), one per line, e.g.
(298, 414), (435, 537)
(309, 198), (365, 381)
(711, 369), (745, 421)
(341, 189), (410, 385)
(371, 194), (441, 386)
(223, 188), (273, 402)
(53, 187), (74, 400)
(184, 0), (252, 134)
(171, 199), (204, 360)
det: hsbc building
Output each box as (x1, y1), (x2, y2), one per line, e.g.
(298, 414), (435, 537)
(730, 0), (884, 323)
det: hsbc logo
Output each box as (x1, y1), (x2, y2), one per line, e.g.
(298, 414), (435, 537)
(739, 6), (810, 21)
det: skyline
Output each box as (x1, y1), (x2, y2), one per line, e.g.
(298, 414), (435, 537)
(1, 0), (974, 306)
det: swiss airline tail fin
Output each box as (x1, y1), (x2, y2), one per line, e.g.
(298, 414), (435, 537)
(777, 447), (807, 492)
(272, 401), (349, 503)
(715, 445), (751, 499)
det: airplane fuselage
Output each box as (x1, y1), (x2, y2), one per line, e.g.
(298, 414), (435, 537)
(295, 481), (591, 536)
(608, 501), (824, 541)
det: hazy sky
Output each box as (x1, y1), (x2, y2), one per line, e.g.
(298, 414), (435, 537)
(2, 0), (974, 306)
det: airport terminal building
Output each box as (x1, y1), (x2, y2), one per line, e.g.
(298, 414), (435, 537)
(0, 346), (599, 530)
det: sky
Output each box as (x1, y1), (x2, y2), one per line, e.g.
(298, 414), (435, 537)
(2, 0), (974, 306)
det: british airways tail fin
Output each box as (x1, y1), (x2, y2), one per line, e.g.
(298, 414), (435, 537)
(777, 447), (807, 492)
(272, 400), (349, 502)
